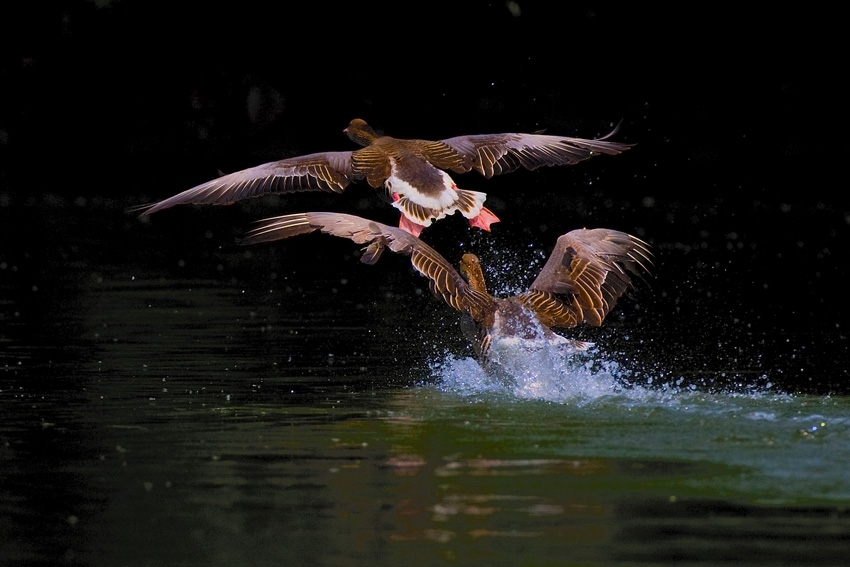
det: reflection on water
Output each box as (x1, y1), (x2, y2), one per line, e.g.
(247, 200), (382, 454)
(2, 202), (850, 566)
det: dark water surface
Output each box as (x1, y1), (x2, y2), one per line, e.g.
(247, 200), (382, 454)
(2, 198), (849, 567)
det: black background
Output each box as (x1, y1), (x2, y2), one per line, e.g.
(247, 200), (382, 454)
(2, 2), (848, 393)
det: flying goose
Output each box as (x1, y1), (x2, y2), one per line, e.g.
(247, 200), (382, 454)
(241, 212), (651, 367)
(139, 118), (632, 236)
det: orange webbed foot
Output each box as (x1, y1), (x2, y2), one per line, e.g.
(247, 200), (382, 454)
(468, 207), (500, 231)
(398, 215), (425, 238)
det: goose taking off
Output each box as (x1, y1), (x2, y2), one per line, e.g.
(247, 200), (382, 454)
(139, 118), (632, 236)
(241, 212), (651, 368)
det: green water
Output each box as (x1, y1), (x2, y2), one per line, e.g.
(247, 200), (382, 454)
(2, 201), (849, 566)
(2, 272), (849, 567)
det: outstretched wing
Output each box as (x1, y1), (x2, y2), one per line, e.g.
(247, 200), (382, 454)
(518, 228), (652, 328)
(439, 123), (632, 178)
(241, 212), (494, 316)
(139, 151), (358, 215)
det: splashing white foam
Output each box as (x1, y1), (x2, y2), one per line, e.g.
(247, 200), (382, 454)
(431, 336), (644, 405)
(432, 237), (785, 406)
(428, 327), (786, 406)
(429, 336), (794, 410)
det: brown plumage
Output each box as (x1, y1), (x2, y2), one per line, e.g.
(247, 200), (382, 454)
(139, 118), (632, 236)
(241, 212), (652, 367)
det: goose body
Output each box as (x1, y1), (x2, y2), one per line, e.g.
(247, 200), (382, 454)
(241, 212), (651, 368)
(140, 119), (632, 236)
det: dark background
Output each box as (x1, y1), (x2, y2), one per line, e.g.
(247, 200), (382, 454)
(2, 2), (848, 393)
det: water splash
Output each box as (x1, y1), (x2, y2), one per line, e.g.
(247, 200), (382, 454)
(431, 339), (645, 405)
(429, 332), (787, 407)
(433, 234), (787, 406)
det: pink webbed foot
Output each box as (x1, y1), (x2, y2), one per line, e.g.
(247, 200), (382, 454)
(468, 207), (500, 231)
(398, 215), (425, 238)
(392, 193), (427, 237)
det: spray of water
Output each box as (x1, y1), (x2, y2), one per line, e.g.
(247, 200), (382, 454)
(425, 232), (787, 405)
(430, 338), (639, 404)
(427, 318), (785, 406)
(427, 236), (649, 404)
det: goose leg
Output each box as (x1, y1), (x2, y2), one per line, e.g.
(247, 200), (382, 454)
(468, 206), (500, 231)
(398, 214), (426, 238)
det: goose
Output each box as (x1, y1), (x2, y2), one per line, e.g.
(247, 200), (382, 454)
(139, 118), (632, 236)
(241, 212), (651, 368)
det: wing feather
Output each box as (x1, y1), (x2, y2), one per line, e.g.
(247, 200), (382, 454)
(140, 151), (357, 215)
(241, 212), (494, 316)
(517, 228), (652, 328)
(440, 124), (632, 179)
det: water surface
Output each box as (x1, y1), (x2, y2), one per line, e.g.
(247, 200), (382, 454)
(2, 199), (849, 566)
